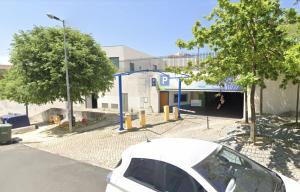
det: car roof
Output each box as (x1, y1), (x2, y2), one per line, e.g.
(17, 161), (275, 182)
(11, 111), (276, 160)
(123, 138), (221, 168)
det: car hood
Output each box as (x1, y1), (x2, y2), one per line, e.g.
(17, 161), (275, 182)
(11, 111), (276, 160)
(279, 174), (300, 192)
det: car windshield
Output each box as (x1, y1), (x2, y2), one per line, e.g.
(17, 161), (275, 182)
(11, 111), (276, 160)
(193, 146), (285, 192)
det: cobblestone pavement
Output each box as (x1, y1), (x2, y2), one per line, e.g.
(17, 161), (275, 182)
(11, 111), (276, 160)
(23, 113), (300, 181)
(219, 115), (300, 181)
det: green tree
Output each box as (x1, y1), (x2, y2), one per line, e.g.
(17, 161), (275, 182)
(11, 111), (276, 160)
(170, 0), (293, 142)
(281, 22), (300, 127)
(0, 26), (116, 121)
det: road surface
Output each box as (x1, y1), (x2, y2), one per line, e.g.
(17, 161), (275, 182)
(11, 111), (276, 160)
(0, 144), (110, 192)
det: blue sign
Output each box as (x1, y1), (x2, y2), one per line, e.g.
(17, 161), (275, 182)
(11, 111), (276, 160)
(151, 78), (156, 86)
(160, 75), (169, 86)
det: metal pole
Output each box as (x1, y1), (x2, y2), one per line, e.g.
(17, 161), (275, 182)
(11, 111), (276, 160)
(207, 116), (209, 129)
(177, 78), (182, 119)
(62, 20), (72, 132)
(296, 84), (299, 128)
(118, 75), (124, 131)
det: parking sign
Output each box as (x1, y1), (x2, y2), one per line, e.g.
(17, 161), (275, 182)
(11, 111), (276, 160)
(160, 75), (169, 86)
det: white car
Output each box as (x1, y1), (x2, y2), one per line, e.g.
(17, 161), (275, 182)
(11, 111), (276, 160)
(106, 138), (300, 192)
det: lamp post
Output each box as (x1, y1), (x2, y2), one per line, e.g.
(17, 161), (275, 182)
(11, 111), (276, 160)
(47, 13), (72, 132)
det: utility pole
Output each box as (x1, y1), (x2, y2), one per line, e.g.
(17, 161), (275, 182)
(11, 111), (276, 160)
(47, 13), (73, 132)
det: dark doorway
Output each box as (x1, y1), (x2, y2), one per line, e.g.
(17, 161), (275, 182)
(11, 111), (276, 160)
(204, 92), (243, 118)
(91, 93), (98, 109)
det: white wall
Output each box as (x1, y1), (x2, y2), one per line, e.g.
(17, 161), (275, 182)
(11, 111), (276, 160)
(95, 45), (162, 113)
(102, 45), (152, 72)
(0, 100), (67, 117)
(246, 79), (298, 116)
(98, 72), (160, 113)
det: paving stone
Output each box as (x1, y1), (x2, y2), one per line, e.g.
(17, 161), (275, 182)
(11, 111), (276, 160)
(19, 113), (300, 181)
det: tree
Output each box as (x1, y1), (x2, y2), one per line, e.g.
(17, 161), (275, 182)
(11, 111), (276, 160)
(281, 22), (300, 128)
(169, 0), (293, 142)
(0, 26), (116, 125)
(283, 44), (300, 127)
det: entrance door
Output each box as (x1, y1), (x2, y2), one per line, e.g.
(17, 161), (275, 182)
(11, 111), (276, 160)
(160, 92), (169, 112)
(91, 93), (98, 109)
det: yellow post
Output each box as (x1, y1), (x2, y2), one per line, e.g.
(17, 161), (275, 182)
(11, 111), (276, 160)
(125, 113), (132, 129)
(139, 110), (146, 127)
(173, 107), (179, 120)
(164, 105), (170, 121)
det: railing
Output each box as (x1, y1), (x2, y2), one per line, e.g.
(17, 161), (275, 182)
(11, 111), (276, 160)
(115, 52), (216, 73)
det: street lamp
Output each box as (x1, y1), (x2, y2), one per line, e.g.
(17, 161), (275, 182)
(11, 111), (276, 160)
(47, 13), (72, 132)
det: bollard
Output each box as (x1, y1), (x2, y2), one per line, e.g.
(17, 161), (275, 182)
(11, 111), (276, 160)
(164, 105), (170, 121)
(139, 110), (146, 127)
(125, 113), (132, 129)
(207, 116), (209, 129)
(53, 115), (61, 124)
(173, 107), (179, 120)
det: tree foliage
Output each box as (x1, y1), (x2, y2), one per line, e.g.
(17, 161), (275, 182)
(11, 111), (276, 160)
(281, 21), (300, 86)
(169, 0), (295, 141)
(281, 22), (300, 127)
(0, 26), (116, 105)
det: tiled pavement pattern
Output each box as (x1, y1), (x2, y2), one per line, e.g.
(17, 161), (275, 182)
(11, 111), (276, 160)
(26, 114), (300, 181)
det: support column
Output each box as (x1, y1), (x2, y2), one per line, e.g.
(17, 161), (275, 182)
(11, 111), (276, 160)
(118, 75), (124, 131)
(177, 78), (182, 119)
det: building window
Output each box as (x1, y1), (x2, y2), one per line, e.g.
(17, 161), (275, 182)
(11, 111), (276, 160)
(111, 104), (118, 109)
(153, 65), (157, 70)
(130, 62), (135, 72)
(102, 103), (109, 108)
(110, 57), (119, 68)
(174, 93), (188, 103)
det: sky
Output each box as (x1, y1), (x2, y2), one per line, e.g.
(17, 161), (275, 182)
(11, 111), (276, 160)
(0, 0), (299, 64)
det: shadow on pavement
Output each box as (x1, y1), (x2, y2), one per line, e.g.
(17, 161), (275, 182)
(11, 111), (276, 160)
(217, 115), (300, 180)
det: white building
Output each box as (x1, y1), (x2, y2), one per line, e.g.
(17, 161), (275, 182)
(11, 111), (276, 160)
(88, 46), (298, 119)
(0, 45), (298, 120)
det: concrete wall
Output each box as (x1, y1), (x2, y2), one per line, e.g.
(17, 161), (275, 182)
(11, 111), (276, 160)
(102, 45), (152, 72)
(0, 100), (66, 117)
(93, 45), (162, 113)
(97, 72), (160, 113)
(245, 79), (298, 117)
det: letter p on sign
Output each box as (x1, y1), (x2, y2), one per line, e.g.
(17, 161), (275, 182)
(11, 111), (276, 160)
(160, 75), (169, 86)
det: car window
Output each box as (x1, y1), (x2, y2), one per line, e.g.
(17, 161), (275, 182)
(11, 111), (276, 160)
(218, 148), (242, 166)
(124, 158), (160, 190)
(164, 162), (205, 192)
(124, 158), (205, 192)
(193, 147), (284, 192)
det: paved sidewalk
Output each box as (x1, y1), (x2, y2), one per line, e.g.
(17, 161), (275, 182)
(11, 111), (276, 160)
(20, 113), (300, 181)
(27, 114), (236, 168)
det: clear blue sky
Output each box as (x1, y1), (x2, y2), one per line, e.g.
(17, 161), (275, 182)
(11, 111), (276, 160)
(0, 0), (299, 63)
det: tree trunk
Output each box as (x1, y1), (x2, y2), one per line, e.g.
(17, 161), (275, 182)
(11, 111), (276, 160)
(260, 86), (263, 115)
(70, 100), (75, 127)
(245, 89), (249, 123)
(25, 104), (28, 116)
(296, 84), (299, 128)
(250, 84), (256, 142)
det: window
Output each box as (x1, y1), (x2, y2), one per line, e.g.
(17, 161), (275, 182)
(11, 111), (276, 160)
(130, 62), (135, 72)
(111, 104), (118, 109)
(153, 65), (158, 70)
(110, 57), (119, 68)
(124, 158), (205, 192)
(193, 147), (284, 192)
(102, 103), (108, 108)
(174, 94), (188, 103)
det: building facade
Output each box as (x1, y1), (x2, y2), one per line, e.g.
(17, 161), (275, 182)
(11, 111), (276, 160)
(0, 45), (298, 119)
(90, 46), (298, 119)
